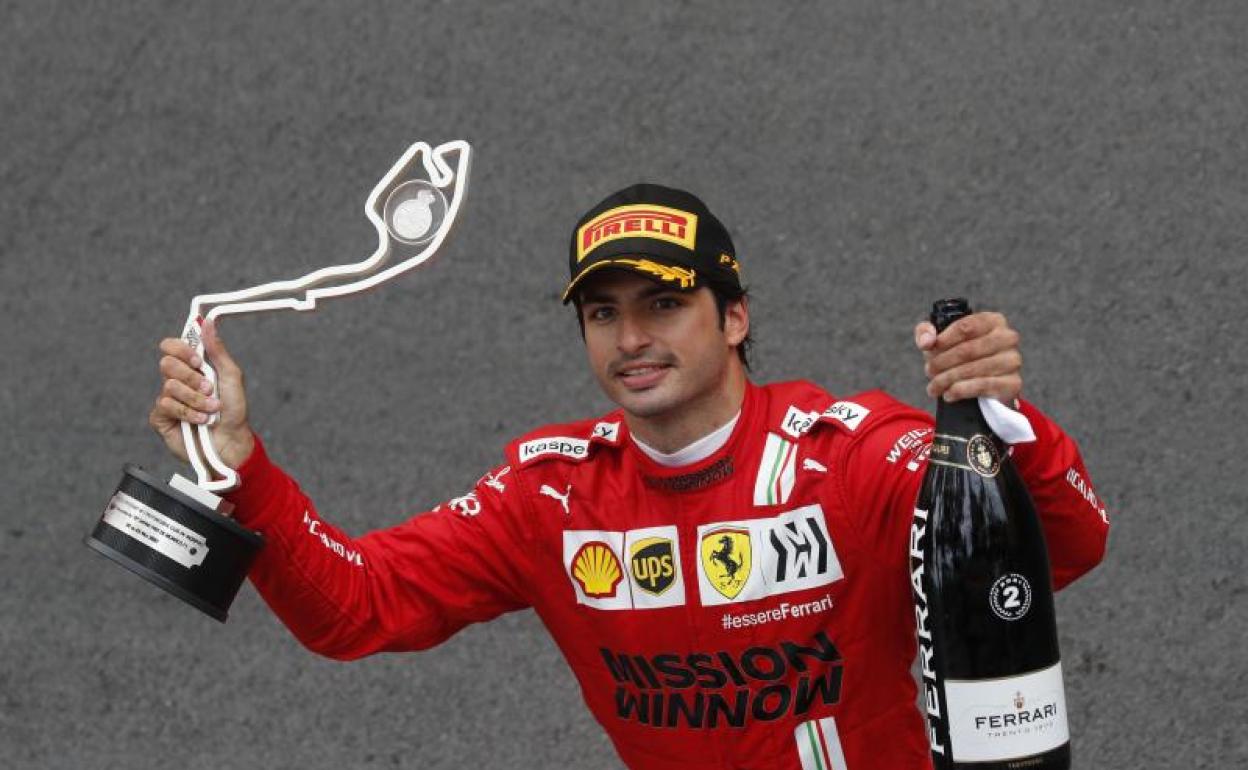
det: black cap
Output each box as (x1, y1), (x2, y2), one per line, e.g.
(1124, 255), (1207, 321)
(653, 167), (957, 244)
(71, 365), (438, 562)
(562, 183), (742, 303)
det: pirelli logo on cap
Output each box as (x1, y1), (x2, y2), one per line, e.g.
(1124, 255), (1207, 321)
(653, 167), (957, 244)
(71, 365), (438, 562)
(576, 204), (698, 262)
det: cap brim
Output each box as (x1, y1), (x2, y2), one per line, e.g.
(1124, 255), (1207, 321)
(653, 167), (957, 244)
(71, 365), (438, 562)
(561, 256), (700, 303)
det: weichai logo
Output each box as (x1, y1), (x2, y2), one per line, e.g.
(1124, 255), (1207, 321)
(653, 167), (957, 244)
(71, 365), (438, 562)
(601, 632), (843, 728)
(576, 204), (698, 262)
(571, 542), (624, 598)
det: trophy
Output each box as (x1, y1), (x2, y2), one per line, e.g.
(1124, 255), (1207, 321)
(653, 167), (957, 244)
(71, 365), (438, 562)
(85, 140), (473, 621)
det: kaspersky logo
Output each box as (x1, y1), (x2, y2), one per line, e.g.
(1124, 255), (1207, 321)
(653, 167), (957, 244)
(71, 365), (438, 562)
(576, 204), (698, 261)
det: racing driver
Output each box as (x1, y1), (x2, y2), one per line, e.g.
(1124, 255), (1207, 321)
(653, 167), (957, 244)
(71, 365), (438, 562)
(150, 183), (1109, 769)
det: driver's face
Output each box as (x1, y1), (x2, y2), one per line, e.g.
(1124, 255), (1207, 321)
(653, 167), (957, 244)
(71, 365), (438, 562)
(577, 270), (746, 422)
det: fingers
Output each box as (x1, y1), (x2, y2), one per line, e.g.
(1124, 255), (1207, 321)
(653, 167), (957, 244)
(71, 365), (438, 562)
(153, 332), (220, 431)
(159, 353), (213, 395)
(202, 319), (241, 380)
(938, 374), (1022, 403)
(925, 319), (1020, 376)
(919, 311), (1024, 403)
(929, 312), (1008, 353)
(914, 322), (937, 351)
(154, 395), (212, 425)
(926, 350), (1022, 398)
(158, 336), (202, 370)
(161, 378), (221, 418)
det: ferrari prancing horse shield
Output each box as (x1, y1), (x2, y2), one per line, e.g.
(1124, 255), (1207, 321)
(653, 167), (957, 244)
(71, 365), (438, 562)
(700, 527), (752, 600)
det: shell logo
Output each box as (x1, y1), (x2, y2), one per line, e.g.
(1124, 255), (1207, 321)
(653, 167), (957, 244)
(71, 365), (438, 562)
(571, 542), (624, 598)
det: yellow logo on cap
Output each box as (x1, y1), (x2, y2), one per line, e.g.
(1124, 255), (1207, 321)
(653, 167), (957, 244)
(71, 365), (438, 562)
(611, 258), (696, 288)
(576, 204), (698, 262)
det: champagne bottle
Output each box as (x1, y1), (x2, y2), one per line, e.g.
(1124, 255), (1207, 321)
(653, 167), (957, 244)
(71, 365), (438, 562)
(911, 298), (1070, 769)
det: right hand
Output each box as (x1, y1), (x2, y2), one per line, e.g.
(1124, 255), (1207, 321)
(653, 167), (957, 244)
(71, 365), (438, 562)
(149, 318), (254, 470)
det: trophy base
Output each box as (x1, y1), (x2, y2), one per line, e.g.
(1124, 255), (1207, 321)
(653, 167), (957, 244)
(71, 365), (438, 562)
(86, 464), (264, 623)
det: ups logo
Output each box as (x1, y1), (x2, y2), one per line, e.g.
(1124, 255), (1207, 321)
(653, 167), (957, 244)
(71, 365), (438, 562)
(629, 537), (676, 596)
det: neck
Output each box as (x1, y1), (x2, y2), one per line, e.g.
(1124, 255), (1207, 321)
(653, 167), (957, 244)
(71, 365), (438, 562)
(625, 364), (748, 454)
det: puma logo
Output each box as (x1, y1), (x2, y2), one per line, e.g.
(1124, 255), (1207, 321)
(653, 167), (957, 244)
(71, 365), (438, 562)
(540, 484), (572, 515)
(802, 458), (828, 473)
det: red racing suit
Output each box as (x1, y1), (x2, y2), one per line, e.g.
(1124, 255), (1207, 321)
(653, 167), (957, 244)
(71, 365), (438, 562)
(225, 380), (1109, 770)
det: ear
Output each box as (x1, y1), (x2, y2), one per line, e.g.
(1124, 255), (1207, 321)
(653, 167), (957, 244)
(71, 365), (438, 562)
(723, 296), (750, 346)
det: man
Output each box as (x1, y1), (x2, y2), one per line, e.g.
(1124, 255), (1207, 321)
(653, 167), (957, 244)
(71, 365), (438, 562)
(151, 184), (1109, 769)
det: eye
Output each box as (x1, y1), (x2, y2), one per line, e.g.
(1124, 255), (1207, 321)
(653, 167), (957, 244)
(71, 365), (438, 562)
(653, 295), (682, 311)
(585, 305), (615, 322)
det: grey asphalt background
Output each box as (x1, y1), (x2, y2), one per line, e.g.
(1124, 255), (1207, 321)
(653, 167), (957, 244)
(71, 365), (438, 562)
(1, 1), (1244, 768)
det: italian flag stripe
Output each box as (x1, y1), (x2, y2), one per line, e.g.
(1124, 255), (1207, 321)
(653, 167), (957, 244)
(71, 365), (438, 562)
(806, 721), (827, 770)
(795, 717), (848, 770)
(755, 433), (797, 506)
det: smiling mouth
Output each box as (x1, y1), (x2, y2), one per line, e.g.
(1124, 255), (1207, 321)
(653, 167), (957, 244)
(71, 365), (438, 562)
(614, 362), (673, 389)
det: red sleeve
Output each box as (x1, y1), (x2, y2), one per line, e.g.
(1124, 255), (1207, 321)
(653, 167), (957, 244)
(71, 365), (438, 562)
(1007, 399), (1110, 589)
(841, 399), (1109, 590)
(224, 436), (532, 660)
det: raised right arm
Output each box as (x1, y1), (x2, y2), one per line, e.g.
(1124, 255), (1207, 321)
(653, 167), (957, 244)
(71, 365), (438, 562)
(224, 442), (531, 659)
(150, 320), (532, 659)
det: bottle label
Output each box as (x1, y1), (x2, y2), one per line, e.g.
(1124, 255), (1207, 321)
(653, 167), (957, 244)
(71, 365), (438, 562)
(988, 573), (1033, 621)
(930, 433), (1002, 477)
(944, 661), (1069, 762)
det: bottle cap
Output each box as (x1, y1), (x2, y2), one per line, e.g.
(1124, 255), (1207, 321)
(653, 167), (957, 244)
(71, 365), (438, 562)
(930, 298), (972, 333)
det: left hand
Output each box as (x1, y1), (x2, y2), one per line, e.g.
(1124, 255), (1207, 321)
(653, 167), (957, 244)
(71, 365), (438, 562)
(914, 311), (1022, 404)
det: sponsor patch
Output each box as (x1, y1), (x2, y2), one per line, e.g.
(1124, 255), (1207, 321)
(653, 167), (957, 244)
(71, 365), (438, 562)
(796, 717), (849, 770)
(301, 510), (364, 567)
(886, 427), (933, 472)
(820, 401), (870, 431)
(780, 405), (821, 439)
(445, 491), (481, 517)
(696, 504), (843, 607)
(478, 465), (511, 493)
(602, 632), (843, 729)
(754, 432), (798, 505)
(539, 484), (573, 516)
(592, 421), (621, 443)
(576, 203), (698, 261)
(519, 436), (590, 464)
(700, 527), (754, 601)
(629, 536), (676, 597)
(564, 526), (685, 610)
(1066, 467), (1108, 524)
(571, 541), (624, 599)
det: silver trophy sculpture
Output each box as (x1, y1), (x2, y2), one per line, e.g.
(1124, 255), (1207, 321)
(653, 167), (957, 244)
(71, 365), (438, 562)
(86, 140), (473, 621)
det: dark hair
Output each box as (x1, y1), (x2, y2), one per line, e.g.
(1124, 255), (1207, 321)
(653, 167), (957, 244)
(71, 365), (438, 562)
(572, 283), (753, 370)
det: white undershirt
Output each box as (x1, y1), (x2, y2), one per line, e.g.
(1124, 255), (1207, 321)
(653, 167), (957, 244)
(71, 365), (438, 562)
(631, 411), (741, 468)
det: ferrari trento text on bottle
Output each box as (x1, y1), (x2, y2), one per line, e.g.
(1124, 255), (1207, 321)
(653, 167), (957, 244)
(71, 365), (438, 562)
(911, 299), (1070, 769)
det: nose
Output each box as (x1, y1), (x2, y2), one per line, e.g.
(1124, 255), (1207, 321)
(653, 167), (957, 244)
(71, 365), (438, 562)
(615, 310), (652, 355)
